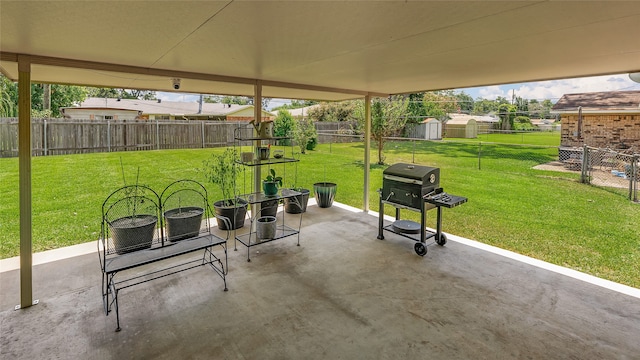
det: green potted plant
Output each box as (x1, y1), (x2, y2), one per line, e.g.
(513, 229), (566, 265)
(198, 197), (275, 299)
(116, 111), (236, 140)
(293, 117), (318, 154)
(262, 168), (282, 196)
(201, 148), (247, 230)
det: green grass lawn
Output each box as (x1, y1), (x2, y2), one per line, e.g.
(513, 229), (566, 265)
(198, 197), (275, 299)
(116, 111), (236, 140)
(1, 140), (639, 288)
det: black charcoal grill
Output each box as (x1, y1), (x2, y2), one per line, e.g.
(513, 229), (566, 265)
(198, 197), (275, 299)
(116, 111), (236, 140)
(378, 163), (467, 256)
(381, 163), (439, 210)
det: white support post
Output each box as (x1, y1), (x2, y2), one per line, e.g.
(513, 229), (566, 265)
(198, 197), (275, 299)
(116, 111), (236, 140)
(363, 95), (371, 212)
(17, 55), (36, 310)
(253, 82), (263, 195)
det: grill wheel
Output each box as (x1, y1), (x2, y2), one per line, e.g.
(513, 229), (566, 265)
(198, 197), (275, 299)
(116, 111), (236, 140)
(436, 233), (447, 246)
(414, 242), (427, 256)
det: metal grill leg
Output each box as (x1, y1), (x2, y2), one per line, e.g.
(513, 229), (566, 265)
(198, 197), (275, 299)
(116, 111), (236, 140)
(377, 191), (385, 240)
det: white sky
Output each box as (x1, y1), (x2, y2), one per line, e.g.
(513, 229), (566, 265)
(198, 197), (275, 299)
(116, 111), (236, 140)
(158, 73), (640, 108)
(461, 73), (640, 102)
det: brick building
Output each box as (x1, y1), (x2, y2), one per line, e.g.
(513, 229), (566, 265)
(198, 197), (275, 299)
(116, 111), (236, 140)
(552, 91), (640, 150)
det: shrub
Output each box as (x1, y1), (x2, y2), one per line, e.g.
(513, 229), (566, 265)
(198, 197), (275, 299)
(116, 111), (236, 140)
(274, 109), (295, 145)
(294, 118), (318, 154)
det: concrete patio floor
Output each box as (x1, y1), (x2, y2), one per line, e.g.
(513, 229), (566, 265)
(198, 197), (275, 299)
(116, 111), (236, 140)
(1, 201), (640, 359)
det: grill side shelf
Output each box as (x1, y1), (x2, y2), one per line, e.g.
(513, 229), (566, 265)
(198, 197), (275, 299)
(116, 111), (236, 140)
(424, 193), (468, 208)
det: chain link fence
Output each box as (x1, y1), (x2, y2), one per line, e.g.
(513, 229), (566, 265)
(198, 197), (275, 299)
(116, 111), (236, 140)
(557, 145), (639, 202)
(317, 134), (639, 203)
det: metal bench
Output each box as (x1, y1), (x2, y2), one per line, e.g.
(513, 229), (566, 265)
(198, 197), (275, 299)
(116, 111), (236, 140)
(99, 180), (229, 332)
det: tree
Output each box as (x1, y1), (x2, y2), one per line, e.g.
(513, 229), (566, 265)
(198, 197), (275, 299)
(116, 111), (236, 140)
(273, 109), (295, 145)
(0, 75), (17, 117)
(222, 96), (250, 105)
(271, 99), (319, 111)
(405, 92), (427, 124)
(423, 90), (458, 120)
(513, 116), (533, 130)
(292, 117), (318, 154)
(371, 96), (408, 165)
(495, 96), (510, 105)
(307, 101), (358, 122)
(541, 100), (554, 118)
(472, 98), (498, 115)
(50, 84), (87, 116)
(1, 75), (87, 117)
(455, 91), (474, 113)
(497, 103), (516, 131)
(86, 87), (155, 100)
(204, 95), (270, 109)
(514, 96), (529, 117)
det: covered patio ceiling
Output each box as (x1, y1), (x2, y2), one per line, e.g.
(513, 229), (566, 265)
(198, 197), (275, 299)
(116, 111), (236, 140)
(2, 0), (640, 312)
(2, 1), (640, 100)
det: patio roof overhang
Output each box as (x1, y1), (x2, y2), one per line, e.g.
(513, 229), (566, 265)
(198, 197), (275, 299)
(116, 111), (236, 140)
(2, 1), (640, 310)
(1, 1), (640, 100)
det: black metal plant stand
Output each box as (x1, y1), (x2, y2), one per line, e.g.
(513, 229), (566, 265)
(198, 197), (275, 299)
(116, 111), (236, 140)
(233, 189), (303, 262)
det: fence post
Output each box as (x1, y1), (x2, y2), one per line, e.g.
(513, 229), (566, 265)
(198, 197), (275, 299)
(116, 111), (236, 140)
(631, 154), (638, 202)
(412, 139), (416, 163)
(201, 121), (205, 148)
(43, 119), (47, 156)
(156, 120), (160, 150)
(580, 144), (589, 184)
(107, 120), (111, 152)
(478, 142), (482, 170)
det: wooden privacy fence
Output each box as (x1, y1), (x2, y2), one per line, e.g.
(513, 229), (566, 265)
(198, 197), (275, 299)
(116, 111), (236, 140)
(0, 118), (365, 157)
(0, 118), (252, 157)
(315, 121), (361, 144)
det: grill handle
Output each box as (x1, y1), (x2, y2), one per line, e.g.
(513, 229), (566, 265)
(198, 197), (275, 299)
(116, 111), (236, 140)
(383, 174), (423, 185)
(422, 187), (443, 200)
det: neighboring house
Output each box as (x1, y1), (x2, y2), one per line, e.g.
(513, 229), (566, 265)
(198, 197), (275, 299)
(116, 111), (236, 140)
(530, 118), (559, 131)
(60, 98), (275, 121)
(552, 90), (640, 149)
(283, 105), (321, 119)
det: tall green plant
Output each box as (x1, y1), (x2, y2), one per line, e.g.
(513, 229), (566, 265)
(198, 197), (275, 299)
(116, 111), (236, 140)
(274, 109), (295, 145)
(201, 149), (243, 206)
(293, 118), (318, 154)
(498, 103), (517, 131)
(0, 75), (17, 117)
(371, 96), (408, 165)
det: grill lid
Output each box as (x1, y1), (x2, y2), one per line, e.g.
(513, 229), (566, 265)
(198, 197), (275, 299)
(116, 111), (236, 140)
(383, 163), (439, 185)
